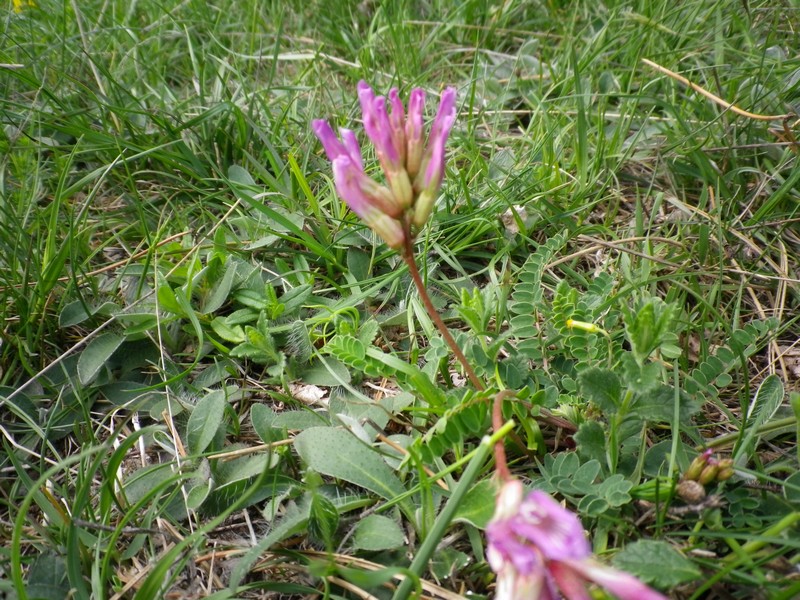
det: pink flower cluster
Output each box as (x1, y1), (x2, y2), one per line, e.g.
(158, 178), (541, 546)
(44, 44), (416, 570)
(487, 481), (667, 600)
(313, 81), (457, 248)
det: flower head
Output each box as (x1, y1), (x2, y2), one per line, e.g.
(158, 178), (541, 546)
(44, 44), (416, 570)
(313, 81), (457, 248)
(487, 480), (667, 600)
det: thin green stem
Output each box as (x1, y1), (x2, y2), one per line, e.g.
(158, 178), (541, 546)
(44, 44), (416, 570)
(392, 420), (515, 600)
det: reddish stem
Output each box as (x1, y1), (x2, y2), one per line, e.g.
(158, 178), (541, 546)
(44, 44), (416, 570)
(401, 232), (484, 391)
(401, 226), (515, 479)
(493, 390), (516, 481)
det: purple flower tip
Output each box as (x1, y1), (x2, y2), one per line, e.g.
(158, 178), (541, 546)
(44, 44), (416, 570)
(313, 80), (458, 244)
(487, 480), (667, 600)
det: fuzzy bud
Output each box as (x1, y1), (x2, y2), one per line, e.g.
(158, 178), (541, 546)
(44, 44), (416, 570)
(676, 480), (706, 504)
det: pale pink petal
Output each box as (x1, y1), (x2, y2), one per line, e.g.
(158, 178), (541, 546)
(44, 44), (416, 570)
(331, 156), (400, 219)
(547, 561), (593, 600)
(496, 565), (554, 600)
(331, 157), (404, 248)
(494, 479), (524, 519)
(561, 558), (668, 600)
(358, 81), (400, 165)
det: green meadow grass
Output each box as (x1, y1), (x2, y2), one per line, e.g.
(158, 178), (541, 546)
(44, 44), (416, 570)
(1, 1), (799, 598)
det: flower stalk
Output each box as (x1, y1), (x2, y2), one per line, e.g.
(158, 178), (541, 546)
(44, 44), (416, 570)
(314, 82), (479, 386)
(312, 82), (658, 600)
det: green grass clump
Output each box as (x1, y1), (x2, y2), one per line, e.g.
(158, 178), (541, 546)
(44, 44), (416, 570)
(1, 1), (798, 598)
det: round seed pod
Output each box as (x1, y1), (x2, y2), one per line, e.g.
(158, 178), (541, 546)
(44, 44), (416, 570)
(677, 479), (707, 503)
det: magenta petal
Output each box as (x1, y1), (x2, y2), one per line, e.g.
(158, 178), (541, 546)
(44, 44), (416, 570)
(312, 119), (349, 162)
(331, 157), (372, 218)
(514, 491), (591, 561)
(405, 88), (426, 177)
(358, 83), (400, 165)
(561, 558), (668, 600)
(486, 520), (542, 575)
(388, 88), (406, 160)
(421, 86), (457, 188)
(339, 128), (364, 171)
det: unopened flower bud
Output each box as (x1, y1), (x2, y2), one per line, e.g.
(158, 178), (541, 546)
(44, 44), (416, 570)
(698, 463), (720, 485)
(716, 459), (735, 481)
(684, 454), (709, 481)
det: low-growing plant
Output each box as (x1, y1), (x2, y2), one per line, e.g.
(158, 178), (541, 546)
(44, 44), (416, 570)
(2, 1), (799, 599)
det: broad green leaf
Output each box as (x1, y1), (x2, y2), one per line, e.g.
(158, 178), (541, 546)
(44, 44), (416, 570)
(77, 333), (124, 385)
(185, 465), (213, 510)
(250, 403), (277, 443)
(210, 316), (245, 343)
(430, 548), (470, 580)
(620, 352), (660, 393)
(577, 494), (609, 516)
(632, 385), (701, 424)
(115, 312), (159, 336)
(452, 479), (497, 529)
(578, 367), (622, 413)
(25, 552), (70, 600)
(156, 282), (183, 314)
(595, 474), (633, 507)
(571, 460), (601, 490)
(784, 471), (800, 505)
(229, 487), (369, 589)
(229, 497), (313, 588)
(613, 540), (701, 587)
(203, 469), (294, 515)
(346, 248), (371, 282)
(300, 358), (351, 386)
(574, 421), (606, 465)
(59, 300), (118, 327)
(186, 389), (227, 454)
(201, 257), (238, 314)
(294, 427), (405, 500)
(273, 410), (329, 431)
(352, 514), (405, 551)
